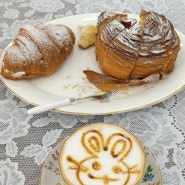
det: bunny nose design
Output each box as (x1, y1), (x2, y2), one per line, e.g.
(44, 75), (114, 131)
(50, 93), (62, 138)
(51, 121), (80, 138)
(88, 173), (119, 184)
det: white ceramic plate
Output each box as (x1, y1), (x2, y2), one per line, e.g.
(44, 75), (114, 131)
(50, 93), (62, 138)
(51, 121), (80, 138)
(1, 13), (185, 115)
(40, 140), (162, 185)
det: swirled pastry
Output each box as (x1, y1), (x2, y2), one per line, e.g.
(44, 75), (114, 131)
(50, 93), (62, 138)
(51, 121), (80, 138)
(1, 24), (75, 80)
(96, 10), (180, 80)
(59, 123), (146, 185)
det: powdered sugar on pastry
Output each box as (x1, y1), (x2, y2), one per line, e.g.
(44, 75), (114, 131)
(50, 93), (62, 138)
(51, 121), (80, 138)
(96, 10), (180, 81)
(1, 23), (75, 80)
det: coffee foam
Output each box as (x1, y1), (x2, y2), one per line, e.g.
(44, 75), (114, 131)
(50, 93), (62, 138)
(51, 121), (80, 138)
(59, 123), (146, 185)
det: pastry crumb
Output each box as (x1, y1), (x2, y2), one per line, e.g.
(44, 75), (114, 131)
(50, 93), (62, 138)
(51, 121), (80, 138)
(78, 24), (96, 49)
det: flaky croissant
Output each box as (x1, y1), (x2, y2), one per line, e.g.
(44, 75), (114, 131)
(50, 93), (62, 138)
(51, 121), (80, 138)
(1, 23), (75, 80)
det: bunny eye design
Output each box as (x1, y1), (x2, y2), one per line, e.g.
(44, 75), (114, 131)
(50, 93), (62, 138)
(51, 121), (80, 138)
(112, 166), (124, 174)
(92, 161), (101, 170)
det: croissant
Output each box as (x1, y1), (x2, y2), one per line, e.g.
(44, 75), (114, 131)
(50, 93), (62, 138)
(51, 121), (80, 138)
(1, 24), (75, 80)
(96, 10), (180, 80)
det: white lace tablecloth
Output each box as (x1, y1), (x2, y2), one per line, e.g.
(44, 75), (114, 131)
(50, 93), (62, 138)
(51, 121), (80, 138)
(0, 0), (185, 185)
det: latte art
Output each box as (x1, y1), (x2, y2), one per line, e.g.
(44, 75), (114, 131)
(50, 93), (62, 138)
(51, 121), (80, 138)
(59, 123), (146, 185)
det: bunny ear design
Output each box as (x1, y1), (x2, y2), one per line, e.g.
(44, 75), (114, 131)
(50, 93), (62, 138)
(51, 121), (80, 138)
(106, 133), (132, 161)
(81, 129), (104, 156)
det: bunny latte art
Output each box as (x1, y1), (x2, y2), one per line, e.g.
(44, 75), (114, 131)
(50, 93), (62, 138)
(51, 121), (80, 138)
(59, 123), (146, 185)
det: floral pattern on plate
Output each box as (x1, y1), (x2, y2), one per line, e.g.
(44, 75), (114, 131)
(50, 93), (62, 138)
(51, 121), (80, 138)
(40, 141), (162, 185)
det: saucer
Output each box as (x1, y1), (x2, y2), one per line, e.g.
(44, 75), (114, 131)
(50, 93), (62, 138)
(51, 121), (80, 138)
(40, 141), (162, 185)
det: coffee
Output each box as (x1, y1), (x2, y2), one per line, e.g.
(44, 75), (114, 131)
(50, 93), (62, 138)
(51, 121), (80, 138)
(59, 123), (146, 185)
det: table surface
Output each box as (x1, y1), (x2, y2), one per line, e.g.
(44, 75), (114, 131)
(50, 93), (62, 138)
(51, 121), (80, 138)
(0, 0), (185, 185)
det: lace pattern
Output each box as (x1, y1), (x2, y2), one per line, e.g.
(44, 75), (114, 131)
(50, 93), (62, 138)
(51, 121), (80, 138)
(0, 0), (185, 185)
